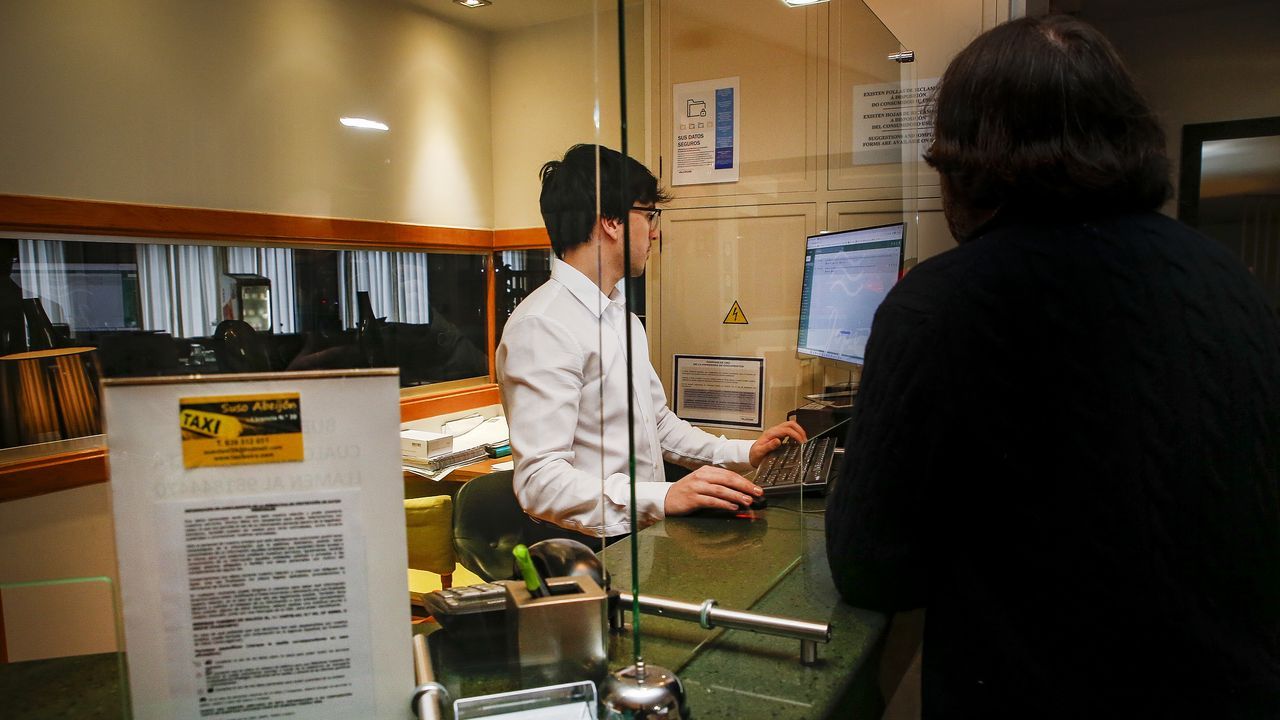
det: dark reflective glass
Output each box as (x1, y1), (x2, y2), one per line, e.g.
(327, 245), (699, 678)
(0, 236), (488, 448)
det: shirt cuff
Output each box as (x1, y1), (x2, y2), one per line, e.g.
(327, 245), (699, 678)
(634, 479), (672, 521)
(717, 439), (754, 470)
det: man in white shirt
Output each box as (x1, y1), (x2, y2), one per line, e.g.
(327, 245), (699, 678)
(496, 144), (806, 538)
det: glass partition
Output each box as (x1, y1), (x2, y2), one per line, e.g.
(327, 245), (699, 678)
(0, 576), (128, 719)
(0, 0), (917, 715)
(645, 0), (917, 639)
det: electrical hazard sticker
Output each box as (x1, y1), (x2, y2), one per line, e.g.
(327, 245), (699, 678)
(723, 301), (749, 325)
(179, 393), (303, 468)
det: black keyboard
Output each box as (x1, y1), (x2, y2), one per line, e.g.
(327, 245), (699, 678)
(753, 436), (838, 496)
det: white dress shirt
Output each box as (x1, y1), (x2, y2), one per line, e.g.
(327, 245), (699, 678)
(496, 258), (752, 537)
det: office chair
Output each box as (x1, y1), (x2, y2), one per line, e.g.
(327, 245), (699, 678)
(405, 495), (456, 590)
(451, 470), (603, 582)
(213, 320), (271, 373)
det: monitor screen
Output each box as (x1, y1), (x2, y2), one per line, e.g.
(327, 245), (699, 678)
(796, 222), (905, 366)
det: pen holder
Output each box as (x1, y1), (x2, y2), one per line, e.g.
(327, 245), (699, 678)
(503, 575), (608, 687)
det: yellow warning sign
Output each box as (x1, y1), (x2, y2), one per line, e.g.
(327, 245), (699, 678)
(723, 301), (748, 325)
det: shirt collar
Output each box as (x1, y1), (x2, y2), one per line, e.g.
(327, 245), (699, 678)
(551, 258), (626, 319)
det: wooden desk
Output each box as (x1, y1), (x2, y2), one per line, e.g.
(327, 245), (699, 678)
(450, 455), (509, 480)
(403, 455), (510, 499)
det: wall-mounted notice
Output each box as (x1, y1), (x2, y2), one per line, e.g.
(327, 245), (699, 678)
(673, 355), (764, 430)
(104, 370), (410, 720)
(672, 76), (740, 186)
(852, 78), (938, 166)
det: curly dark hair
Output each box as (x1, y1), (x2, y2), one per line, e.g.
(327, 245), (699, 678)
(538, 144), (672, 258)
(924, 15), (1171, 222)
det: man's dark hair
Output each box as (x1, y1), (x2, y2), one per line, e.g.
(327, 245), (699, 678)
(924, 15), (1170, 218)
(539, 144), (671, 258)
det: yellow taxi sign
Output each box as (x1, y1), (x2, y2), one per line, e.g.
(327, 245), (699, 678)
(180, 392), (303, 468)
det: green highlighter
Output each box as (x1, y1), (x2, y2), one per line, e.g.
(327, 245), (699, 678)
(512, 543), (550, 598)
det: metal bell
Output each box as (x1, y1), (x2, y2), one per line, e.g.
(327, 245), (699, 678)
(600, 661), (687, 719)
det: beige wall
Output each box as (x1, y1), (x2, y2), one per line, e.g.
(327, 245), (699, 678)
(1085, 1), (1280, 215)
(489, 2), (648, 230)
(648, 0), (996, 427)
(0, 484), (118, 661)
(0, 0), (495, 228)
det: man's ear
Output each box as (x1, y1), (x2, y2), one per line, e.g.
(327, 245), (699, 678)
(599, 215), (623, 242)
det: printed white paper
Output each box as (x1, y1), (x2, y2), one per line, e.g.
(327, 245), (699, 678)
(852, 78), (938, 165)
(673, 355), (764, 430)
(162, 492), (374, 719)
(104, 372), (410, 720)
(672, 77), (740, 185)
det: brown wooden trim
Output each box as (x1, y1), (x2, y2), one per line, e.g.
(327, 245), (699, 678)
(486, 255), (497, 377)
(0, 447), (108, 503)
(400, 384), (501, 424)
(0, 587), (7, 664)
(0, 194), (495, 251)
(494, 227), (551, 249)
(0, 381), (502, 501)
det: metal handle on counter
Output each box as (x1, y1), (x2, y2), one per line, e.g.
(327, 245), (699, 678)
(616, 591), (831, 664)
(411, 633), (447, 720)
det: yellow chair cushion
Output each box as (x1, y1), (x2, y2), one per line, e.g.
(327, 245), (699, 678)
(404, 495), (456, 576)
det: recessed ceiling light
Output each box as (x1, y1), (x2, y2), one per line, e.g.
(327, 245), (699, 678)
(781, 0), (829, 6)
(454, 0), (492, 7)
(340, 117), (389, 131)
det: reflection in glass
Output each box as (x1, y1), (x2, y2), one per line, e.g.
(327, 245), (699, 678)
(495, 250), (552, 344)
(1199, 134), (1280, 309)
(0, 235), (489, 448)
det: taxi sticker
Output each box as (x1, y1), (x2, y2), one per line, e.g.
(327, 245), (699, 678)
(180, 392), (303, 468)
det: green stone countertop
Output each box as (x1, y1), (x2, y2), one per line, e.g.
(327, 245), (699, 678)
(3, 497), (888, 719)
(0, 651), (129, 719)
(606, 496), (889, 719)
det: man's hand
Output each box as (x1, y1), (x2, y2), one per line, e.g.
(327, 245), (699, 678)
(749, 420), (808, 467)
(664, 466), (763, 515)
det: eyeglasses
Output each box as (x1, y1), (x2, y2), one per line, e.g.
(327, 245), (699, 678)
(630, 206), (662, 226)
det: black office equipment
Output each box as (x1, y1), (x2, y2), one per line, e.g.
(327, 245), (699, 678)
(417, 582), (509, 632)
(797, 222), (906, 369)
(753, 420), (847, 496)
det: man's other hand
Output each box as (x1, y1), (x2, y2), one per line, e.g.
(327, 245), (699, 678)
(749, 420), (807, 467)
(664, 466), (762, 515)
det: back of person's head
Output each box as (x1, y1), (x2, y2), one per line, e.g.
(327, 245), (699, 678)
(924, 15), (1170, 232)
(539, 144), (671, 258)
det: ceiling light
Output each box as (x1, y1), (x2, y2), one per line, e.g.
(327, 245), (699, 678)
(781, 0), (829, 6)
(454, 0), (492, 7)
(340, 117), (389, 131)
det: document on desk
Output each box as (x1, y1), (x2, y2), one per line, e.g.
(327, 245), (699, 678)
(450, 415), (509, 450)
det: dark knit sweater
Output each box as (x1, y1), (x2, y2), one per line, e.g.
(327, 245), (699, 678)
(825, 211), (1280, 718)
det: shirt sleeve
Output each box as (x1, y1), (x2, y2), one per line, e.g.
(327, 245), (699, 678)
(642, 331), (753, 471)
(825, 294), (944, 612)
(498, 313), (662, 537)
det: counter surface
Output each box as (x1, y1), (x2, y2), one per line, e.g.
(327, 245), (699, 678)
(1, 497), (887, 719)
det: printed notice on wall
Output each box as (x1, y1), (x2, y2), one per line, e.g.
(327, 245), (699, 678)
(673, 355), (764, 430)
(852, 78), (938, 166)
(180, 393), (303, 468)
(672, 76), (740, 186)
(160, 492), (374, 719)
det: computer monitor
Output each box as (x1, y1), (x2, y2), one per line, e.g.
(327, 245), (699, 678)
(796, 222), (906, 368)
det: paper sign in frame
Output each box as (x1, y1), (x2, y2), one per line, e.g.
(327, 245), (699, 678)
(103, 370), (411, 720)
(672, 354), (765, 430)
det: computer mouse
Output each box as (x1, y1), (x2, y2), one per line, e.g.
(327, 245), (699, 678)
(688, 496), (767, 518)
